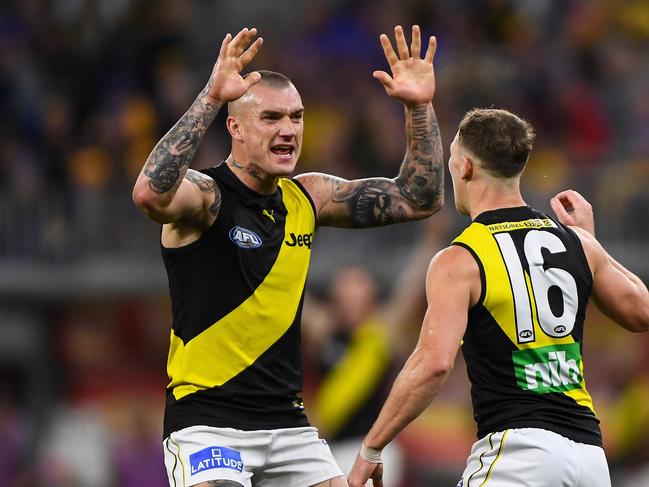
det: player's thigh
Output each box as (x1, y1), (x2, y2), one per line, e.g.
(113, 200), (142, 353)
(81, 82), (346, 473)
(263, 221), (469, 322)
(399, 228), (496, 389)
(311, 475), (349, 487)
(460, 428), (579, 486)
(163, 426), (264, 487)
(256, 427), (343, 487)
(575, 443), (611, 487)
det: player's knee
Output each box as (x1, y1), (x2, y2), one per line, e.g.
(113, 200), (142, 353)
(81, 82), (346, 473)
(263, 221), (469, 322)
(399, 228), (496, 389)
(194, 481), (244, 487)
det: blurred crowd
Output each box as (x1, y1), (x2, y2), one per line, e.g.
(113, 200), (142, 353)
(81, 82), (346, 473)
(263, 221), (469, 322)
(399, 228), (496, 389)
(0, 0), (648, 485)
(1, 0), (648, 260)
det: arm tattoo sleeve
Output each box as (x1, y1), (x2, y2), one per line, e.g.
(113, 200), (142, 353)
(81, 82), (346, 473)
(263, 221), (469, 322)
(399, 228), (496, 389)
(332, 178), (406, 226)
(143, 85), (222, 194)
(185, 170), (222, 218)
(396, 103), (444, 211)
(328, 103), (443, 228)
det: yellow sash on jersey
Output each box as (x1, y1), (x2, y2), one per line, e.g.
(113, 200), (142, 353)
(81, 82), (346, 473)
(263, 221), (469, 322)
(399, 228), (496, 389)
(167, 179), (315, 400)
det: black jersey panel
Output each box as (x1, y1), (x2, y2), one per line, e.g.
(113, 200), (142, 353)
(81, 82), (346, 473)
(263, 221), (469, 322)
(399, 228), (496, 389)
(162, 163), (287, 344)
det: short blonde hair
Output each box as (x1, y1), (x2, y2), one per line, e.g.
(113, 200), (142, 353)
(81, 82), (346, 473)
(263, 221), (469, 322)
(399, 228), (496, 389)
(458, 108), (535, 178)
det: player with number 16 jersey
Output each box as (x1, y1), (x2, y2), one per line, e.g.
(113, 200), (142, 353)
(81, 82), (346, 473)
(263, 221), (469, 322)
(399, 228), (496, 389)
(348, 108), (649, 487)
(453, 205), (600, 445)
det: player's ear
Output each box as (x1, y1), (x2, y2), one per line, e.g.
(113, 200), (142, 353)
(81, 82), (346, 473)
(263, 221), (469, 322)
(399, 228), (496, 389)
(226, 116), (244, 141)
(460, 156), (473, 181)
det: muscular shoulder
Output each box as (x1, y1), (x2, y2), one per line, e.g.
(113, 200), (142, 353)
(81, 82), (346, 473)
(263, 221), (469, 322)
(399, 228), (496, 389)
(427, 245), (482, 307)
(161, 169), (222, 247)
(293, 172), (336, 213)
(185, 168), (217, 191)
(429, 245), (480, 279)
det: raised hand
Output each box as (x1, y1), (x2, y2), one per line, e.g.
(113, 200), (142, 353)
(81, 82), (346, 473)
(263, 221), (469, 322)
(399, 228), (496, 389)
(203, 27), (264, 104)
(373, 25), (437, 106)
(550, 189), (595, 236)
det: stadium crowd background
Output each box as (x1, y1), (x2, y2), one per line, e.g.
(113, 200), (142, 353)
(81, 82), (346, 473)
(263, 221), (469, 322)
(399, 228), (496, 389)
(0, 0), (647, 485)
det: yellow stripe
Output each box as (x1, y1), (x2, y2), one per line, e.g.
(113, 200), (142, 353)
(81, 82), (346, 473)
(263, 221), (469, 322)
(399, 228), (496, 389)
(168, 436), (187, 487)
(453, 222), (595, 412)
(314, 319), (391, 436)
(479, 429), (509, 486)
(164, 439), (178, 487)
(167, 178), (315, 399)
(467, 432), (495, 486)
(455, 224), (518, 346)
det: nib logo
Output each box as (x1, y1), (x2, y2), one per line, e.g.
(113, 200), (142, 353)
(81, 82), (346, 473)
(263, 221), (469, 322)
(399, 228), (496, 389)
(513, 343), (583, 394)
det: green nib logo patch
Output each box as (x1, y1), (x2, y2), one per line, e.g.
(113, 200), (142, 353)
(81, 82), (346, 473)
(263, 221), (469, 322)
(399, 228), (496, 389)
(513, 343), (583, 394)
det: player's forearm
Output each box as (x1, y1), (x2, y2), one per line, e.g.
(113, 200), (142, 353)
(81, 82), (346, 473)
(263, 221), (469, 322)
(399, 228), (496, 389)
(592, 247), (649, 332)
(134, 86), (222, 207)
(395, 103), (444, 216)
(608, 255), (649, 328)
(363, 348), (449, 450)
(607, 254), (647, 292)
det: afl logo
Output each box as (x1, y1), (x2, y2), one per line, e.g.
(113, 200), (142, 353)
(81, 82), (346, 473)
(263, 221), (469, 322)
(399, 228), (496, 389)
(519, 330), (533, 339)
(554, 325), (567, 334)
(229, 226), (262, 249)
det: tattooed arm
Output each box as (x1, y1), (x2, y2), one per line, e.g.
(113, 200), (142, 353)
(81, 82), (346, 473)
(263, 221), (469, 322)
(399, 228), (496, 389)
(297, 104), (442, 227)
(132, 95), (221, 225)
(296, 25), (444, 228)
(132, 27), (263, 226)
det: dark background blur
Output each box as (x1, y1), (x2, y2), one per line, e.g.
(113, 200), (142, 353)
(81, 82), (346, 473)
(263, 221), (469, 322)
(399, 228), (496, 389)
(1, 1), (648, 486)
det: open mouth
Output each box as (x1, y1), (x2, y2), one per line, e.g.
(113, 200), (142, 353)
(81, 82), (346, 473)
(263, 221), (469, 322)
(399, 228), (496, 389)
(270, 144), (295, 159)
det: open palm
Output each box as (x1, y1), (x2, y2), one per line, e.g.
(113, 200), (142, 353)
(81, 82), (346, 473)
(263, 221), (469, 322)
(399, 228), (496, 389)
(374, 25), (437, 106)
(204, 27), (264, 104)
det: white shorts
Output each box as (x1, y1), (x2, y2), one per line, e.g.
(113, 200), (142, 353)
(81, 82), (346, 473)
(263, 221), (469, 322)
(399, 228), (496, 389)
(163, 425), (343, 487)
(457, 428), (610, 487)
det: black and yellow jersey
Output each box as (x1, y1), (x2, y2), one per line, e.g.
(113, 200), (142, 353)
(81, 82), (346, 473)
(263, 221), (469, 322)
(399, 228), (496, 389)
(453, 206), (601, 446)
(162, 162), (316, 438)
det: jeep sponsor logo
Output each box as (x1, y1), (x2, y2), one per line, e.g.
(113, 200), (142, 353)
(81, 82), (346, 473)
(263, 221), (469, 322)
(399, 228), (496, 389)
(285, 232), (313, 249)
(512, 343), (583, 394)
(229, 226), (262, 249)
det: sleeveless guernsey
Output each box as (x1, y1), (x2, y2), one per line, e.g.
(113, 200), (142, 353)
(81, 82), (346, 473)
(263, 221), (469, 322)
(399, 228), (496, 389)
(453, 206), (601, 446)
(162, 163), (316, 437)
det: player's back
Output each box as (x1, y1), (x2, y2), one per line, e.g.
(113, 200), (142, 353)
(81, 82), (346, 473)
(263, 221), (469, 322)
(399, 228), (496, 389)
(453, 205), (601, 446)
